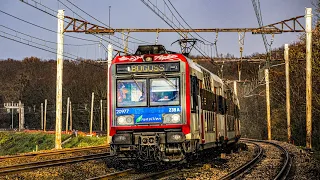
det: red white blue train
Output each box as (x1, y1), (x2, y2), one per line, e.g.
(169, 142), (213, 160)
(108, 45), (240, 163)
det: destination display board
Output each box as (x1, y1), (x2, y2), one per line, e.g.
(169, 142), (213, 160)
(116, 62), (180, 74)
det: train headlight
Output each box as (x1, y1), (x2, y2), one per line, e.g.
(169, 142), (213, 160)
(112, 134), (132, 145)
(117, 115), (134, 125)
(163, 114), (181, 124)
(167, 132), (185, 143)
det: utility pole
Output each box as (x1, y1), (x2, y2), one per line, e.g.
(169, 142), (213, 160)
(305, 8), (313, 149)
(66, 97), (70, 133)
(55, 9), (64, 149)
(100, 99), (103, 131)
(41, 103), (43, 130)
(18, 100), (21, 131)
(90, 92), (94, 135)
(109, 6), (111, 39)
(11, 101), (14, 129)
(44, 99), (47, 132)
(265, 68), (271, 140)
(284, 44), (291, 143)
(233, 81), (239, 136)
(107, 44), (113, 145)
(69, 101), (72, 131)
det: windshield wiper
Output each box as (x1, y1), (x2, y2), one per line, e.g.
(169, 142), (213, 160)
(161, 73), (177, 89)
(130, 74), (144, 93)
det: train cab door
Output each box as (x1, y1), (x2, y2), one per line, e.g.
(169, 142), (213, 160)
(216, 87), (225, 141)
(214, 87), (218, 141)
(191, 75), (201, 142)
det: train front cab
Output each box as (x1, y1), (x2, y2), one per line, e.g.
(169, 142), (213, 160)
(109, 52), (193, 162)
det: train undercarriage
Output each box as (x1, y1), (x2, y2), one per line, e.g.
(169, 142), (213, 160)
(110, 130), (240, 164)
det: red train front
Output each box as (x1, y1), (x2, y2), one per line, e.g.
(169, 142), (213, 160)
(108, 45), (240, 163)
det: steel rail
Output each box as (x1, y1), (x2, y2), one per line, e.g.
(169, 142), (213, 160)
(0, 152), (111, 176)
(242, 139), (292, 180)
(0, 145), (109, 160)
(134, 168), (179, 180)
(87, 169), (135, 180)
(220, 140), (264, 180)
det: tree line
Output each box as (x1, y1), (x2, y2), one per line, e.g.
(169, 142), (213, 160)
(0, 57), (107, 131)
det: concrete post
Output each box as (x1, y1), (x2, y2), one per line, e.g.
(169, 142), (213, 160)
(69, 101), (72, 131)
(66, 97), (70, 133)
(44, 99), (47, 132)
(41, 103), (43, 130)
(55, 9), (64, 149)
(18, 100), (21, 131)
(265, 69), (271, 140)
(100, 99), (103, 131)
(305, 8), (313, 149)
(107, 44), (113, 144)
(284, 44), (291, 143)
(90, 92), (94, 135)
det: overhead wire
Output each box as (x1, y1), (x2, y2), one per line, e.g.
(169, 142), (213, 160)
(0, 33), (107, 70)
(0, 24), (99, 47)
(167, 0), (213, 45)
(0, 10), (106, 69)
(63, 0), (152, 45)
(251, 0), (269, 53)
(0, 9), (103, 44)
(0, 28), (77, 58)
(160, 0), (213, 59)
(19, 0), (130, 53)
(251, 0), (275, 68)
(141, 0), (216, 66)
(56, 0), (134, 53)
(164, 0), (216, 58)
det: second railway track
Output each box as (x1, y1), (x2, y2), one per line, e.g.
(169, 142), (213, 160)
(0, 151), (110, 177)
(0, 145), (109, 161)
(221, 139), (292, 180)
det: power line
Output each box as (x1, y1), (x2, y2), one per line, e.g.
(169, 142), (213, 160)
(165, 0), (216, 58)
(0, 9), (104, 44)
(159, 0), (212, 58)
(18, 0), (130, 52)
(1, 33), (106, 69)
(0, 28), (106, 69)
(251, 0), (269, 53)
(0, 29), (78, 58)
(63, 0), (152, 45)
(166, 0), (212, 45)
(56, 0), (133, 53)
(0, 24), (99, 47)
(141, 0), (213, 61)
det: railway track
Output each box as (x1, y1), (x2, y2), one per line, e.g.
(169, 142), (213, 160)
(0, 152), (111, 176)
(0, 145), (109, 161)
(88, 168), (179, 180)
(220, 139), (292, 180)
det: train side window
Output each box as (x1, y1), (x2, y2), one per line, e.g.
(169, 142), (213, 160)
(191, 75), (199, 112)
(202, 70), (211, 91)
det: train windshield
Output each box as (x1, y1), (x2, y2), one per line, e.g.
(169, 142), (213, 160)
(150, 78), (180, 106)
(117, 79), (147, 107)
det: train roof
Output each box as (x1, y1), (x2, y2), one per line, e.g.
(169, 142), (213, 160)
(184, 56), (224, 85)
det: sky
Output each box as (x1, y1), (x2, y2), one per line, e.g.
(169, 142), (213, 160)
(0, 0), (315, 60)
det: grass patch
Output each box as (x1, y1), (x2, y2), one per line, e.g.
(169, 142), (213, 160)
(63, 136), (107, 148)
(0, 132), (70, 156)
(0, 132), (107, 156)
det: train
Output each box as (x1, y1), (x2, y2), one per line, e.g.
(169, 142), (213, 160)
(108, 44), (241, 164)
